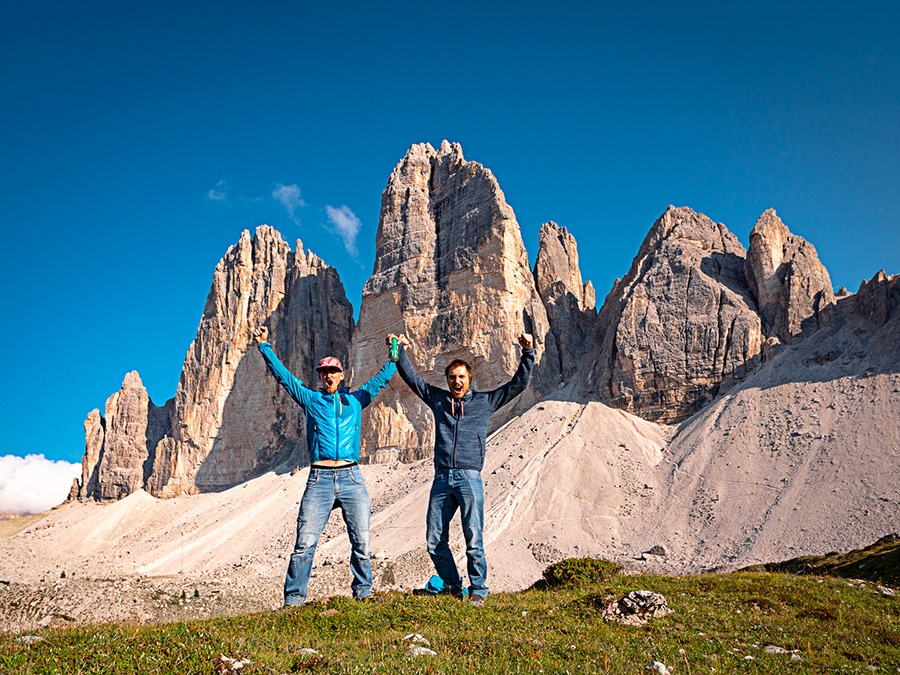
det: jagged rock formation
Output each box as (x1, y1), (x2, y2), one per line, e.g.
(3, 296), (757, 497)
(350, 141), (558, 463)
(534, 221), (597, 383)
(78, 372), (169, 501)
(584, 206), (763, 424)
(852, 270), (899, 325)
(78, 226), (353, 500)
(74, 143), (889, 504)
(745, 209), (835, 344)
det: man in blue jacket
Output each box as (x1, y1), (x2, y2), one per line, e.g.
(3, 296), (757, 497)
(254, 326), (397, 607)
(390, 332), (534, 606)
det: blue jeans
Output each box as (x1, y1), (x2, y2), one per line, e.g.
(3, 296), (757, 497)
(426, 469), (487, 598)
(284, 465), (372, 606)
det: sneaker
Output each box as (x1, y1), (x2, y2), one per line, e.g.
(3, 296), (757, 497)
(468, 594), (486, 607)
(449, 586), (469, 600)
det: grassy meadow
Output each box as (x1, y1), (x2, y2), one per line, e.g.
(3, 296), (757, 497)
(2, 569), (898, 674)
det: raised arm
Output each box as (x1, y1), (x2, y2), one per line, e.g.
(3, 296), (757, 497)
(486, 333), (535, 411)
(254, 326), (313, 409)
(353, 354), (398, 409)
(391, 334), (437, 404)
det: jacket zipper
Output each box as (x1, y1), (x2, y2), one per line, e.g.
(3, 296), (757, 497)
(450, 396), (459, 468)
(334, 394), (341, 461)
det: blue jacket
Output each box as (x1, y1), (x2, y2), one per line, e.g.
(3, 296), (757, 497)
(396, 345), (534, 471)
(258, 342), (397, 464)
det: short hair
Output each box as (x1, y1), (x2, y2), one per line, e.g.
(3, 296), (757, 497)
(444, 359), (473, 378)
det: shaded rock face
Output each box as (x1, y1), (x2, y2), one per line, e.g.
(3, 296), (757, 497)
(585, 206), (763, 424)
(745, 209), (835, 344)
(350, 141), (554, 463)
(534, 221), (597, 383)
(80, 226), (353, 500)
(852, 270), (900, 326)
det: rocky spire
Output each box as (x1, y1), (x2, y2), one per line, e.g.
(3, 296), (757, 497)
(744, 208), (835, 343)
(80, 226), (353, 500)
(350, 141), (553, 462)
(584, 206), (763, 423)
(533, 221), (597, 383)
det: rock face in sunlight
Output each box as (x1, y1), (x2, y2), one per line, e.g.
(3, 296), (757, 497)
(78, 226), (353, 499)
(349, 141), (568, 463)
(582, 206), (763, 423)
(745, 208), (836, 345)
(74, 142), (897, 509)
(78, 372), (163, 500)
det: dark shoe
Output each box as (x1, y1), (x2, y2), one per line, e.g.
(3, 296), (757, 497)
(468, 594), (486, 607)
(449, 586), (468, 600)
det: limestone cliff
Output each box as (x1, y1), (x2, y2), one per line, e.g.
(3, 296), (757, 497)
(584, 206), (763, 423)
(534, 221), (597, 384)
(350, 141), (554, 463)
(745, 209), (835, 344)
(80, 226), (353, 499)
(852, 270), (899, 326)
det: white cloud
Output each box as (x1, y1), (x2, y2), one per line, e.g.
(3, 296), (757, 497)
(272, 183), (306, 223)
(207, 180), (229, 203)
(0, 454), (81, 515)
(326, 204), (362, 257)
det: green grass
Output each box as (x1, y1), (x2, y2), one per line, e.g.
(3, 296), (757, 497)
(744, 535), (900, 586)
(2, 571), (898, 674)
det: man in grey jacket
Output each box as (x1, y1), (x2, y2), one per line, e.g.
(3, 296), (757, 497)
(390, 332), (534, 606)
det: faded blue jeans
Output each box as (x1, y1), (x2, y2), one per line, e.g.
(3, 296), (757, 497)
(284, 465), (372, 606)
(426, 469), (487, 598)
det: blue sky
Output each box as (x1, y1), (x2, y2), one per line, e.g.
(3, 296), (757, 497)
(1, 1), (898, 508)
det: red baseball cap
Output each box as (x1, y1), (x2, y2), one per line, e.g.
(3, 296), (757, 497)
(315, 356), (344, 373)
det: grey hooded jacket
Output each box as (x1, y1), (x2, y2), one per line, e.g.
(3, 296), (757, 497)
(396, 345), (535, 471)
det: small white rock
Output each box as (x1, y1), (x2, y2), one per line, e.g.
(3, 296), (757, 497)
(648, 661), (671, 675)
(15, 635), (43, 645)
(402, 633), (430, 645)
(296, 648), (321, 657)
(407, 645), (437, 658)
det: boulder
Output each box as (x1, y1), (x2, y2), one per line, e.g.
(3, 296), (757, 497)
(602, 590), (674, 626)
